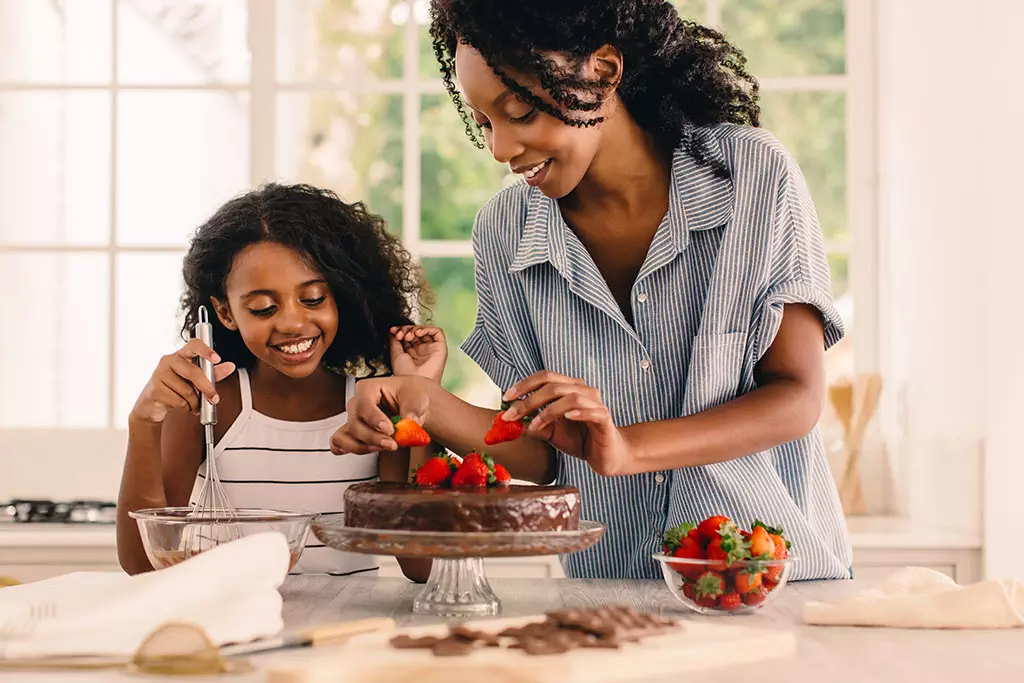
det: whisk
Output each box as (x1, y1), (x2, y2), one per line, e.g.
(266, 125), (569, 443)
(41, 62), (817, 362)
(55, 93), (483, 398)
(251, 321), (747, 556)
(183, 305), (240, 557)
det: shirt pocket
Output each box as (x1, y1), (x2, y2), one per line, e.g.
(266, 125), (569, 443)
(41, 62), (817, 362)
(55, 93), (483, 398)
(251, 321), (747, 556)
(682, 331), (747, 415)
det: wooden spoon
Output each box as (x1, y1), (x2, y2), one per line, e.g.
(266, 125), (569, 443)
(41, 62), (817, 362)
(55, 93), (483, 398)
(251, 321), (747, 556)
(838, 373), (883, 515)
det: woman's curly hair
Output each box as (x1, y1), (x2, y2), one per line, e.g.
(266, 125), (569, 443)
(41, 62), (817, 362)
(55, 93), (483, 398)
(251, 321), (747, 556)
(429, 0), (759, 176)
(180, 183), (429, 376)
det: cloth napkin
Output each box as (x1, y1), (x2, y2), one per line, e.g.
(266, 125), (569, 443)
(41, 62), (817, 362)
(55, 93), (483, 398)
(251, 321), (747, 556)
(0, 531), (290, 659)
(804, 566), (1024, 629)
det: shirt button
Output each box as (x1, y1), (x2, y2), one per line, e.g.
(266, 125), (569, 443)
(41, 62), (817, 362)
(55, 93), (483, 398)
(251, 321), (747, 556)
(654, 473), (665, 484)
(640, 359), (651, 371)
(637, 292), (648, 303)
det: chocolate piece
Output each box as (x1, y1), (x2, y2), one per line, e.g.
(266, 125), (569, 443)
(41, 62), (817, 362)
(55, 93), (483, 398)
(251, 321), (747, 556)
(389, 634), (442, 649)
(388, 605), (680, 658)
(432, 634), (479, 655)
(344, 482), (581, 533)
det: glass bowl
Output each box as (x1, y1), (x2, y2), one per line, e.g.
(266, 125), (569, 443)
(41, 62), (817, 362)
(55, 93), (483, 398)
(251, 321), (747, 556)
(129, 507), (317, 571)
(652, 554), (798, 615)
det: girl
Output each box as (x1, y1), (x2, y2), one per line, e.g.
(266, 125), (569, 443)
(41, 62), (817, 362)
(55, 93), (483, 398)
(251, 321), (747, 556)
(334, 0), (852, 582)
(116, 183), (441, 582)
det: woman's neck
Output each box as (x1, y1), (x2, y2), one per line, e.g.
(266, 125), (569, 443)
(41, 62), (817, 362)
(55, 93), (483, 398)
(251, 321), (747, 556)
(561, 105), (671, 219)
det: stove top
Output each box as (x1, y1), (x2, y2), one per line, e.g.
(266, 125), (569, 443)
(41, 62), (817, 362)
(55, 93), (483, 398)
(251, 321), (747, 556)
(0, 499), (117, 524)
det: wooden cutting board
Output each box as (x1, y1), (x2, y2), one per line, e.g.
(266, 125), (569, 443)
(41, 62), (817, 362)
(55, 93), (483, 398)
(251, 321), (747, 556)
(264, 615), (797, 683)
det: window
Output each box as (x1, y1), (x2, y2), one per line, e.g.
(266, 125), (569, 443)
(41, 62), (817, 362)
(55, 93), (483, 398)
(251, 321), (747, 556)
(0, 0), (874, 434)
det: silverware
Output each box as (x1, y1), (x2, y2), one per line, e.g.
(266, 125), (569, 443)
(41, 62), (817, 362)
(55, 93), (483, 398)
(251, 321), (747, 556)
(220, 617), (396, 657)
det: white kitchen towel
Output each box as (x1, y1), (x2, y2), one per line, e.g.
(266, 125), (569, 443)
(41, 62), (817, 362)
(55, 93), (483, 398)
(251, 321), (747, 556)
(0, 531), (290, 658)
(804, 566), (1024, 629)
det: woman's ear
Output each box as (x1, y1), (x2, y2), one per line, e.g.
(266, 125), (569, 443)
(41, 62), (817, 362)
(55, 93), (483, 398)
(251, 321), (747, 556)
(211, 296), (237, 331)
(590, 44), (624, 88)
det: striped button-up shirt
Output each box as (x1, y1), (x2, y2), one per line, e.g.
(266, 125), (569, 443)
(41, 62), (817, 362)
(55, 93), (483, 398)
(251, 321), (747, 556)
(461, 123), (853, 581)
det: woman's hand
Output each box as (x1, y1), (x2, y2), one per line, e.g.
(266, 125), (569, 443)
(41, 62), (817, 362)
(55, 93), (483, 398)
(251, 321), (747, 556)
(501, 371), (634, 476)
(130, 339), (236, 424)
(389, 325), (447, 383)
(331, 375), (435, 455)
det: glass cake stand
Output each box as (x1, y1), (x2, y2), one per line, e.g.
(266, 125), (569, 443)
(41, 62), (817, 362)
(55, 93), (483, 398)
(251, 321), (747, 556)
(311, 516), (605, 617)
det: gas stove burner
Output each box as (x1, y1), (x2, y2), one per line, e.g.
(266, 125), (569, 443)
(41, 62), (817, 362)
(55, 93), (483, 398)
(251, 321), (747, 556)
(0, 499), (117, 524)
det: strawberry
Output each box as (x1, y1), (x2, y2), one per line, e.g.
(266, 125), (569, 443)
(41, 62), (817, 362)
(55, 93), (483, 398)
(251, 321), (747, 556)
(669, 536), (706, 579)
(391, 416), (430, 447)
(493, 463), (512, 485)
(734, 569), (763, 594)
(661, 522), (695, 554)
(696, 515), (731, 543)
(412, 456), (452, 487)
(682, 581), (699, 602)
(748, 525), (775, 558)
(743, 585), (770, 606)
(718, 592), (743, 611)
(451, 457), (492, 487)
(694, 571), (725, 602)
(706, 522), (749, 571)
(483, 401), (530, 445)
(754, 520), (790, 582)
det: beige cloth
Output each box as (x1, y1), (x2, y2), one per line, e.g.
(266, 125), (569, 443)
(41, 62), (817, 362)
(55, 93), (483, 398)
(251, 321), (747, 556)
(0, 531), (289, 658)
(804, 566), (1024, 629)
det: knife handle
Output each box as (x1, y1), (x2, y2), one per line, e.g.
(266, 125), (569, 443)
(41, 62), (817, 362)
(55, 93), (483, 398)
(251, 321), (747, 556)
(299, 617), (396, 645)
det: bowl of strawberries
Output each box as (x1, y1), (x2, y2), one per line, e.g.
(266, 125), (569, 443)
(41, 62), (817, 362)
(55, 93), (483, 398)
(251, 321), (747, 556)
(652, 515), (795, 615)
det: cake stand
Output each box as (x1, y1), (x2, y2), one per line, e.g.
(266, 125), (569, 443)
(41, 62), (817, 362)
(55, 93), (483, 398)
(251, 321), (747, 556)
(311, 516), (605, 617)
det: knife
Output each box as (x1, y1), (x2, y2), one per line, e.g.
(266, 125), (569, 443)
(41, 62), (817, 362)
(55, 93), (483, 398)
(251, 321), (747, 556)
(220, 617), (396, 658)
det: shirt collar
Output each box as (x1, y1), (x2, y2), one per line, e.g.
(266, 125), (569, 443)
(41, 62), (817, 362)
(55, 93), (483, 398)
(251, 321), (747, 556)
(509, 133), (734, 274)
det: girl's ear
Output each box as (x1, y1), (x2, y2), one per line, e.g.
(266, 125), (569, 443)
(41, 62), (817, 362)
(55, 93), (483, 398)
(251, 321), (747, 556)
(211, 296), (237, 331)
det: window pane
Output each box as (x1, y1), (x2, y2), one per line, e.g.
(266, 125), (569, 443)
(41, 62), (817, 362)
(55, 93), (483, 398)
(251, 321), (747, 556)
(720, 0), (845, 77)
(671, 0), (708, 22)
(821, 251), (854, 438)
(277, 0), (405, 83)
(118, 0), (249, 85)
(0, 93), (111, 246)
(0, 254), (109, 427)
(117, 92), (250, 246)
(759, 90), (846, 243)
(420, 95), (513, 240)
(0, 0), (112, 84)
(114, 253), (187, 428)
(420, 258), (500, 408)
(277, 92), (403, 234)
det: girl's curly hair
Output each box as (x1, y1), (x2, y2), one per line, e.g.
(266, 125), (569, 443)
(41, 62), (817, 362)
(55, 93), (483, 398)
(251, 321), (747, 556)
(429, 0), (759, 176)
(180, 183), (428, 376)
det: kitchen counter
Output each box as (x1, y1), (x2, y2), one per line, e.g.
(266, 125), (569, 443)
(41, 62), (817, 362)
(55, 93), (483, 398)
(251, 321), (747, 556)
(5, 575), (1022, 682)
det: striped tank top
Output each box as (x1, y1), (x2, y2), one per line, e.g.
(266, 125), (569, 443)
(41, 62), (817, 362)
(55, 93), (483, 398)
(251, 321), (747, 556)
(190, 368), (379, 576)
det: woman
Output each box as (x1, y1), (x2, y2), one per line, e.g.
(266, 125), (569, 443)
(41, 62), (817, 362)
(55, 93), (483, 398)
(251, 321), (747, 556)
(332, 0), (851, 581)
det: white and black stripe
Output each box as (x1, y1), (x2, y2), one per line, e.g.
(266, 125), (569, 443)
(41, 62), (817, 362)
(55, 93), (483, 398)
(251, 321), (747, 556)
(461, 124), (852, 582)
(191, 369), (378, 576)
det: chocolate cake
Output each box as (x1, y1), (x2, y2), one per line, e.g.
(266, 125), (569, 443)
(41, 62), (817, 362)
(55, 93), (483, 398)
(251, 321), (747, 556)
(343, 482), (581, 533)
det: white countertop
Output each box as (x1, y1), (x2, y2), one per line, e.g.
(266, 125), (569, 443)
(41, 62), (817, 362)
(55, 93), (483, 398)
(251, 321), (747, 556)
(0, 516), (982, 550)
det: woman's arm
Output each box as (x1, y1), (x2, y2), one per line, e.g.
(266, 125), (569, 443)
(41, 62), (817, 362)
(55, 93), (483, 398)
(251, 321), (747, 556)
(624, 303), (825, 472)
(502, 304), (826, 476)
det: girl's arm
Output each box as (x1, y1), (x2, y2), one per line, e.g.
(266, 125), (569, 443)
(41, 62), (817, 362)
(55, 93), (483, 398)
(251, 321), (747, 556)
(377, 448), (433, 583)
(333, 376), (558, 485)
(116, 409), (204, 574)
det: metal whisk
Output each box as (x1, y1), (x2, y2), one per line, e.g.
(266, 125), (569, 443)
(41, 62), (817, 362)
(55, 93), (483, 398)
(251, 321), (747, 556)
(183, 305), (240, 557)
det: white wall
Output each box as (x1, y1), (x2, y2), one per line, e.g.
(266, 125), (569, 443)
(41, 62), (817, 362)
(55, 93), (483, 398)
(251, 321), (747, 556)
(878, 0), (1024, 573)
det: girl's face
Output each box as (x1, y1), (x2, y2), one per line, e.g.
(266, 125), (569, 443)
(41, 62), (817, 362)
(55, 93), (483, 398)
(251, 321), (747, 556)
(212, 241), (339, 379)
(454, 43), (616, 199)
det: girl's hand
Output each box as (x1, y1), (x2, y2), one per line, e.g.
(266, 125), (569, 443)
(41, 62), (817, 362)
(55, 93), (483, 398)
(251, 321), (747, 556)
(389, 325), (447, 383)
(331, 375), (434, 455)
(501, 371), (633, 477)
(130, 339), (236, 425)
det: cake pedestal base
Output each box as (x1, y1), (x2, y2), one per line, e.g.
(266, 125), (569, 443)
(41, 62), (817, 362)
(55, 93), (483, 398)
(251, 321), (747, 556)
(412, 557), (500, 616)
(310, 518), (605, 617)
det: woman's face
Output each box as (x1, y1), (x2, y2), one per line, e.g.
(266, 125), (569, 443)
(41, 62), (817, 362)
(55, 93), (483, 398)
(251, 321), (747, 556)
(454, 44), (614, 199)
